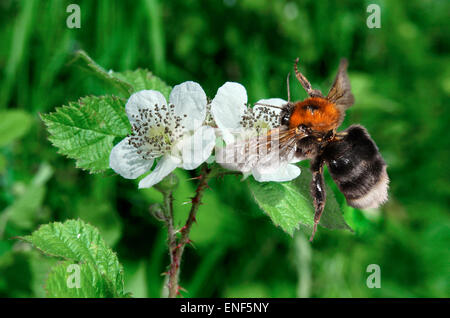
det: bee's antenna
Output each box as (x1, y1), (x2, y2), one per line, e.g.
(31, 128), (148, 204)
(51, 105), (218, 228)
(294, 57), (323, 98)
(287, 72), (291, 103)
(253, 103), (284, 109)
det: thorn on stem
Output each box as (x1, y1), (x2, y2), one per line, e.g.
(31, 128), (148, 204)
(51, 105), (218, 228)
(179, 286), (187, 292)
(187, 239), (196, 249)
(187, 176), (202, 181)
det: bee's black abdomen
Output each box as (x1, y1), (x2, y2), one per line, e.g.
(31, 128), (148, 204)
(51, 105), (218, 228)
(322, 125), (389, 209)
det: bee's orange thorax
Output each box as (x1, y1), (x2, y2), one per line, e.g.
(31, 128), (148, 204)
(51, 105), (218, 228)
(289, 97), (341, 132)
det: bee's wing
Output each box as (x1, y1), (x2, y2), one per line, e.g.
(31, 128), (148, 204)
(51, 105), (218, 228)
(215, 133), (264, 173)
(215, 127), (298, 174)
(326, 59), (355, 111)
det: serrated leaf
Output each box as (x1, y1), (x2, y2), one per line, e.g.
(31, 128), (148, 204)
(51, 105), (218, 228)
(0, 110), (33, 147)
(292, 169), (352, 232)
(248, 169), (352, 236)
(113, 69), (172, 99)
(248, 177), (312, 236)
(41, 95), (131, 173)
(20, 219), (125, 297)
(45, 261), (114, 298)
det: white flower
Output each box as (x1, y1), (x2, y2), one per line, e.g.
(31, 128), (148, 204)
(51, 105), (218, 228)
(211, 82), (301, 182)
(110, 81), (216, 188)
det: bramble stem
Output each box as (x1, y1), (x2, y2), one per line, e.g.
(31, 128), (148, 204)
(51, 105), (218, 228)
(162, 191), (178, 296)
(70, 50), (132, 96)
(167, 164), (215, 298)
(156, 165), (236, 297)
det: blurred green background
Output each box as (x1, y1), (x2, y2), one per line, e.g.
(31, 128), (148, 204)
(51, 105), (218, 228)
(0, 0), (449, 298)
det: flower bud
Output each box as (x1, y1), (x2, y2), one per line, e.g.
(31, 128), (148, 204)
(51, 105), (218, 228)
(155, 173), (179, 193)
(149, 203), (165, 221)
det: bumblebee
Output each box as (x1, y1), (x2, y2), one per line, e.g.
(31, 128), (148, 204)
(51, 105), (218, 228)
(278, 58), (390, 240)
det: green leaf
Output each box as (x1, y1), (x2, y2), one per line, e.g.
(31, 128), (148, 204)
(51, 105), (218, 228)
(41, 95), (131, 173)
(114, 69), (172, 99)
(45, 261), (115, 298)
(248, 169), (352, 236)
(0, 110), (33, 147)
(20, 219), (126, 297)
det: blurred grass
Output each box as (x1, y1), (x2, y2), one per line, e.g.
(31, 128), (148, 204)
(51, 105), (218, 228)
(0, 0), (449, 297)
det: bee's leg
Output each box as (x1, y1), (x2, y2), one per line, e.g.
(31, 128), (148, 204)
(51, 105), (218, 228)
(309, 157), (326, 242)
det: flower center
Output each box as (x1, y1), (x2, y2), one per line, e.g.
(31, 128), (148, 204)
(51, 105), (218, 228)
(254, 120), (271, 133)
(240, 105), (280, 135)
(147, 126), (172, 146)
(128, 104), (186, 160)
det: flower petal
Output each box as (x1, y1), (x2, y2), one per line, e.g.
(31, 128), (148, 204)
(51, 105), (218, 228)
(110, 137), (154, 179)
(178, 126), (216, 170)
(138, 155), (179, 189)
(211, 82), (247, 144)
(252, 163), (301, 182)
(215, 136), (259, 174)
(169, 81), (207, 131)
(254, 98), (286, 118)
(125, 90), (167, 126)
